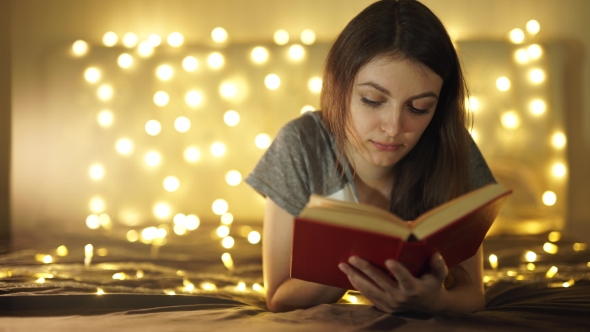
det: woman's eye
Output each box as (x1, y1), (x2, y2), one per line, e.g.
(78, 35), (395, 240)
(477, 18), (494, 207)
(361, 97), (381, 108)
(410, 106), (429, 115)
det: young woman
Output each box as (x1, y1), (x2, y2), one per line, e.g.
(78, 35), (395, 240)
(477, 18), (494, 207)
(246, 0), (495, 314)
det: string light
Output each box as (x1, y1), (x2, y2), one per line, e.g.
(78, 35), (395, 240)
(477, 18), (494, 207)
(117, 53), (133, 68)
(221, 253), (234, 271)
(207, 52), (224, 69)
(163, 176), (180, 192)
(501, 111), (520, 129)
(115, 138), (134, 155)
(156, 64), (174, 81)
(308, 77), (322, 93)
(174, 116), (191, 133)
(251, 46), (269, 64)
(97, 84), (114, 101)
(89, 197), (106, 213)
(137, 41), (154, 57)
(126, 230), (139, 242)
(167, 32), (184, 47)
(221, 213), (234, 225)
(148, 34), (162, 47)
(514, 48), (529, 64)
(223, 110), (240, 126)
(288, 44), (305, 61)
(89, 164), (105, 180)
(525, 251), (536, 262)
(219, 82), (238, 99)
(548, 231), (561, 242)
(84, 67), (101, 83)
(185, 214), (200, 230)
(530, 99), (546, 115)
(217, 225), (230, 237)
(551, 162), (567, 178)
(264, 74), (281, 90)
(86, 214), (100, 229)
(145, 120), (162, 136)
(103, 32), (118, 47)
(221, 236), (235, 249)
(546, 266), (558, 278)
(495, 76), (511, 91)
(184, 146), (201, 163)
(84, 244), (93, 267)
(145, 151), (162, 167)
(153, 203), (172, 219)
(255, 133), (272, 149)
(529, 68), (545, 84)
(526, 20), (541, 35)
(509, 28), (525, 44)
(300, 29), (316, 45)
(97, 110), (114, 127)
(56, 245), (68, 257)
(573, 243), (587, 251)
(551, 132), (566, 149)
(527, 44), (542, 59)
(210, 142), (227, 157)
(467, 96), (479, 112)
(211, 27), (228, 43)
(212, 199), (229, 215)
(301, 105), (315, 114)
(99, 214), (112, 229)
(142, 227), (158, 241)
(122, 33), (138, 48)
(248, 231), (261, 244)
(185, 90), (203, 107)
(225, 170), (242, 186)
(182, 56), (199, 72)
(527, 263), (536, 270)
(153, 91), (170, 107)
(489, 254), (498, 269)
(72, 40), (89, 56)
(542, 191), (557, 206)
(543, 242), (558, 254)
(274, 29), (289, 45)
(201, 282), (217, 291)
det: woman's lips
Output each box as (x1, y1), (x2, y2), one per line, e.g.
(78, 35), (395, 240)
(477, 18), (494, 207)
(371, 140), (401, 152)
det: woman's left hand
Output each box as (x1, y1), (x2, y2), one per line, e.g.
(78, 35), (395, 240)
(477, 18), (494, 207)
(338, 253), (449, 313)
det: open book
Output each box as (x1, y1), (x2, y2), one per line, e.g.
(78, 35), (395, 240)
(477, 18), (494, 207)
(290, 183), (512, 290)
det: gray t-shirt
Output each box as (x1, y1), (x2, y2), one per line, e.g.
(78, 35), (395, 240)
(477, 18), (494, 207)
(245, 111), (495, 217)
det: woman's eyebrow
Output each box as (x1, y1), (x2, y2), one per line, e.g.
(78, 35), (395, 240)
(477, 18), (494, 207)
(357, 81), (439, 100)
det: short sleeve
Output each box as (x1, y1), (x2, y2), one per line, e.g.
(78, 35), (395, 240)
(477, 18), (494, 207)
(467, 135), (496, 190)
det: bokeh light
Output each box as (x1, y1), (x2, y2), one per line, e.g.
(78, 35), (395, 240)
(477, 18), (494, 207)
(97, 110), (113, 127)
(163, 176), (180, 192)
(115, 138), (134, 155)
(103, 32), (118, 47)
(167, 32), (184, 47)
(127, 230), (139, 242)
(86, 214), (100, 229)
(210, 142), (227, 157)
(185, 215), (200, 230)
(183, 56), (199, 72)
(153, 203), (172, 219)
(117, 53), (133, 68)
(551, 163), (567, 178)
(526, 20), (541, 35)
(84, 67), (101, 83)
(251, 47), (269, 64)
(509, 28), (525, 44)
(514, 48), (529, 64)
(145, 120), (162, 136)
(501, 111), (520, 129)
(274, 29), (289, 45)
(148, 34), (162, 47)
(156, 64), (174, 81)
(223, 110), (240, 127)
(300, 29), (316, 45)
(225, 170), (242, 186)
(185, 90), (203, 107)
(265, 74), (281, 90)
(529, 68), (545, 84)
(145, 151), (162, 167)
(219, 82), (238, 99)
(217, 225), (230, 237)
(308, 76), (322, 93)
(153, 91), (170, 107)
(90, 197), (105, 213)
(211, 27), (228, 43)
(212, 199), (229, 215)
(288, 44), (305, 61)
(551, 132), (566, 149)
(248, 231), (261, 244)
(97, 84), (114, 100)
(137, 41), (154, 57)
(122, 32), (138, 48)
(221, 213), (234, 225)
(208, 52), (224, 69)
(542, 191), (557, 206)
(89, 164), (105, 180)
(301, 105), (315, 114)
(530, 99), (547, 115)
(496, 76), (511, 91)
(184, 146), (201, 163)
(174, 116), (191, 133)
(72, 40), (89, 56)
(221, 236), (235, 249)
(527, 44), (543, 59)
(467, 96), (479, 112)
(255, 133), (272, 149)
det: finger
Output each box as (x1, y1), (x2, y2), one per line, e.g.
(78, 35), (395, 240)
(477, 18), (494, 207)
(428, 253), (448, 283)
(385, 259), (419, 294)
(339, 262), (388, 300)
(348, 256), (397, 291)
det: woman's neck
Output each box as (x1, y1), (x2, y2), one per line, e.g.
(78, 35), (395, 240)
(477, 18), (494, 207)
(347, 145), (394, 210)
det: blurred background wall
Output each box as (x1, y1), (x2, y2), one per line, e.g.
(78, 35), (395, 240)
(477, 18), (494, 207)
(7, 0), (590, 242)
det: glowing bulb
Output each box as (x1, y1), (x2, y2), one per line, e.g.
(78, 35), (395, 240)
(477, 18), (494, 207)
(174, 116), (191, 133)
(546, 266), (558, 278)
(496, 76), (511, 91)
(274, 29), (289, 45)
(252, 283), (264, 293)
(489, 254), (498, 269)
(137, 41), (154, 57)
(210, 142), (226, 157)
(237, 282), (246, 291)
(300, 29), (316, 45)
(221, 236), (235, 249)
(467, 96), (479, 112)
(529, 68), (545, 84)
(145, 120), (162, 136)
(217, 225), (230, 237)
(251, 46), (269, 64)
(89, 164), (105, 180)
(122, 33), (138, 48)
(127, 230), (139, 242)
(501, 111), (520, 129)
(184, 146), (201, 163)
(549, 231), (561, 242)
(221, 213), (233, 225)
(89, 197), (105, 213)
(573, 243), (587, 251)
(527, 44), (542, 59)
(183, 56), (198, 72)
(469, 129), (478, 142)
(100, 215), (112, 231)
(211, 27), (228, 43)
(207, 52), (224, 69)
(301, 105), (315, 114)
(248, 231), (261, 244)
(163, 176), (180, 192)
(525, 251), (537, 262)
(308, 76), (322, 93)
(530, 99), (546, 115)
(526, 20), (540, 34)
(515, 48), (529, 64)
(225, 170), (242, 186)
(167, 32), (184, 47)
(115, 138), (134, 155)
(212, 199), (229, 215)
(255, 133), (272, 149)
(509, 28), (525, 44)
(142, 227), (158, 241)
(97, 84), (114, 101)
(153, 203), (171, 219)
(221, 252), (234, 270)
(148, 34), (162, 47)
(288, 44), (305, 61)
(551, 132), (566, 149)
(72, 40), (89, 56)
(117, 53), (133, 68)
(219, 82), (238, 99)
(36, 277), (45, 283)
(185, 215), (200, 230)
(153, 91), (170, 107)
(103, 32), (118, 47)
(185, 90), (203, 107)
(201, 282), (217, 291)
(97, 110), (113, 127)
(156, 64), (174, 81)
(223, 110), (240, 127)
(174, 213), (186, 226)
(265, 74), (281, 90)
(56, 245), (68, 257)
(84, 67), (101, 83)
(543, 242), (559, 254)
(145, 151), (162, 167)
(542, 191), (557, 206)
(86, 214), (100, 229)
(551, 163), (566, 178)
(174, 224), (187, 235)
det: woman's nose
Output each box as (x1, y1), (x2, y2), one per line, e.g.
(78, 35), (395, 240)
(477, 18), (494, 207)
(380, 108), (402, 137)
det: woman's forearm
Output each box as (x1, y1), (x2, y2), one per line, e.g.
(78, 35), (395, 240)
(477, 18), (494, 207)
(436, 285), (485, 314)
(267, 278), (347, 312)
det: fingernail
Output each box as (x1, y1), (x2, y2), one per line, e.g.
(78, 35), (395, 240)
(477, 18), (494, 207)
(385, 260), (395, 269)
(338, 263), (347, 272)
(349, 256), (358, 264)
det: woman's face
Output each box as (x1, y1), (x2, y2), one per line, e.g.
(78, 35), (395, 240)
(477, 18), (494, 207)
(347, 56), (443, 169)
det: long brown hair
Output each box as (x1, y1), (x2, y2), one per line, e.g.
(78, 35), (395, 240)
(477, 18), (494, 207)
(321, 0), (470, 220)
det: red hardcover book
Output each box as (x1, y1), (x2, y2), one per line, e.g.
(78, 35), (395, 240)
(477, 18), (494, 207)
(291, 183), (512, 290)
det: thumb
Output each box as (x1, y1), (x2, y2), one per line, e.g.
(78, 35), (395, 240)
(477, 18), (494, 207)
(429, 253), (448, 282)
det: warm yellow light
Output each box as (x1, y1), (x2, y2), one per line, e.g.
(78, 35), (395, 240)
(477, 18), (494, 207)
(248, 231), (261, 244)
(156, 64), (174, 81)
(174, 116), (191, 133)
(174, 213), (186, 226)
(183, 279), (194, 292)
(543, 242), (558, 254)
(122, 32), (138, 48)
(148, 34), (162, 47)
(126, 230), (139, 242)
(526, 263), (536, 270)
(501, 111), (520, 129)
(137, 41), (154, 57)
(97, 84), (114, 101)
(221, 236), (235, 249)
(526, 20), (541, 35)
(237, 282), (246, 291)
(103, 32), (118, 47)
(489, 254), (498, 269)
(219, 82), (238, 99)
(167, 32), (184, 47)
(145, 151), (161, 167)
(239, 225), (253, 237)
(467, 96), (479, 112)
(201, 282), (217, 291)
(153, 203), (172, 219)
(509, 28), (525, 44)
(288, 44), (305, 61)
(225, 170), (242, 186)
(255, 133), (272, 149)
(90, 197), (105, 213)
(530, 99), (546, 115)
(99, 214), (111, 229)
(153, 91), (170, 107)
(145, 120), (162, 136)
(301, 105), (315, 114)
(551, 162), (567, 178)
(548, 231), (561, 242)
(97, 110), (114, 127)
(184, 90), (203, 108)
(115, 138), (134, 155)
(300, 29), (316, 45)
(274, 29), (289, 45)
(72, 40), (89, 56)
(514, 48), (529, 64)
(546, 266), (558, 278)
(308, 76), (322, 93)
(529, 68), (545, 84)
(221, 252), (234, 270)
(163, 176), (180, 192)
(117, 53), (133, 68)
(84, 67), (101, 83)
(496, 76), (511, 91)
(252, 283), (265, 293)
(265, 74), (281, 90)
(551, 132), (566, 149)
(527, 44), (542, 60)
(210, 142), (226, 157)
(142, 227), (158, 241)
(56, 245), (68, 257)
(212, 199), (229, 215)
(217, 225), (230, 238)
(174, 224), (187, 235)
(86, 214), (100, 229)
(221, 212), (234, 225)
(207, 52), (224, 69)
(89, 164), (105, 180)
(36, 277), (46, 283)
(542, 191), (557, 206)
(184, 146), (201, 163)
(525, 251), (537, 262)
(251, 46), (269, 64)
(469, 129), (478, 143)
(573, 243), (587, 251)
(223, 110), (240, 127)
(211, 27), (228, 43)
(112, 272), (125, 280)
(85, 244), (94, 257)
(185, 214), (200, 230)
(182, 56), (199, 72)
